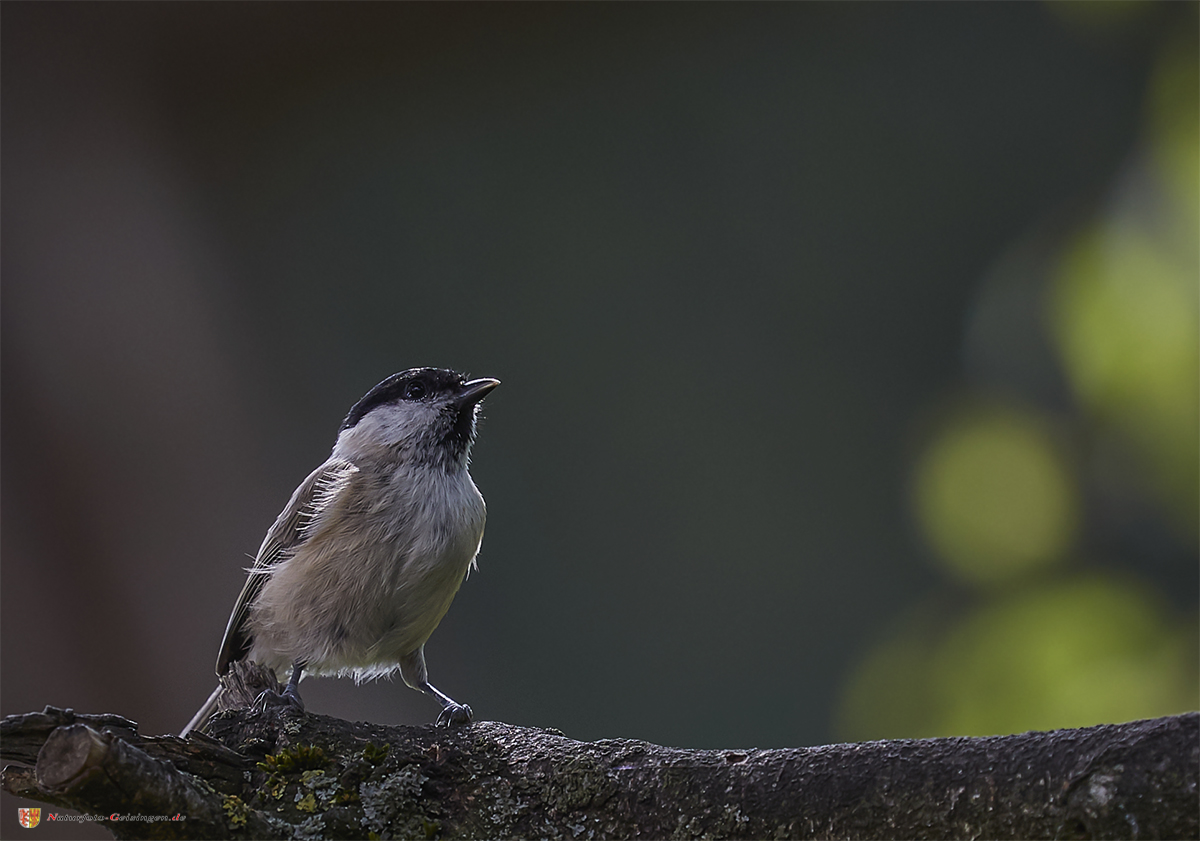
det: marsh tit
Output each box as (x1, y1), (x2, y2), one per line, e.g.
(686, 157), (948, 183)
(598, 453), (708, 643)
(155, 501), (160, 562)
(182, 368), (498, 736)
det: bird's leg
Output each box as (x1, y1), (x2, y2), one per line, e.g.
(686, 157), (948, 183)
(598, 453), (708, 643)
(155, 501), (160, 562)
(282, 661), (305, 709)
(399, 647), (472, 727)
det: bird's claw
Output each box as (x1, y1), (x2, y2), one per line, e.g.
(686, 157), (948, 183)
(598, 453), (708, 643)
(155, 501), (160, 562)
(251, 687), (306, 716)
(436, 702), (472, 727)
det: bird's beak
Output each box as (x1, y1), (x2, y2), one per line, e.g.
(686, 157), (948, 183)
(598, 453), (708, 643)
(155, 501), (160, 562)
(456, 378), (500, 406)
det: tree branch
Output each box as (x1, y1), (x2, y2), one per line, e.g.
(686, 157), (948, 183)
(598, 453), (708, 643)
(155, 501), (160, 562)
(3, 663), (1196, 840)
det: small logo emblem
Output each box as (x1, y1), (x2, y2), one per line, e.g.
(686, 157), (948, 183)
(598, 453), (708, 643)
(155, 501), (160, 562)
(18, 808), (41, 828)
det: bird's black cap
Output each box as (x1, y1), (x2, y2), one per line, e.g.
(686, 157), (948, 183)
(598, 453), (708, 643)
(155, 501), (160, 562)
(340, 368), (497, 432)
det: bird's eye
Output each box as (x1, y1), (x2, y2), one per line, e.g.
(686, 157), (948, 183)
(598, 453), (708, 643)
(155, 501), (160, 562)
(403, 381), (427, 400)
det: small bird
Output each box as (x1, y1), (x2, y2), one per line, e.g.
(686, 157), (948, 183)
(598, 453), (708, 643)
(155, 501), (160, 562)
(182, 368), (498, 736)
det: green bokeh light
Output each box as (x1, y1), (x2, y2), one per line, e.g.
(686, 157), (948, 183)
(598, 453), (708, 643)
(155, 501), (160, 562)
(847, 26), (1200, 744)
(932, 577), (1197, 737)
(1046, 0), (1152, 36)
(1049, 30), (1199, 542)
(914, 409), (1079, 585)
(1148, 28), (1200, 241)
(1050, 226), (1199, 541)
(839, 576), (1199, 740)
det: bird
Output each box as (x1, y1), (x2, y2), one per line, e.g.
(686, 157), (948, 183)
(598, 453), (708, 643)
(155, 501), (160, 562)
(182, 367), (498, 736)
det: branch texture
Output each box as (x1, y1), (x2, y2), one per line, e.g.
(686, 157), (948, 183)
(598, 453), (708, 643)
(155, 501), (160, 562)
(2, 664), (1196, 840)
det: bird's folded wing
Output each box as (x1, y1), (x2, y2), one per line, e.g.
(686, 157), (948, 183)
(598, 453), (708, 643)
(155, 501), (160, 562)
(214, 458), (361, 674)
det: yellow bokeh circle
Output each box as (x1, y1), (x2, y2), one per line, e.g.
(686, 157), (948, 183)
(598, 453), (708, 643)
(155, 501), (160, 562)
(914, 409), (1079, 585)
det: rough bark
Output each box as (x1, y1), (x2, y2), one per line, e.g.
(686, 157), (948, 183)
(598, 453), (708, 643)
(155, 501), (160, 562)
(2, 663), (1196, 840)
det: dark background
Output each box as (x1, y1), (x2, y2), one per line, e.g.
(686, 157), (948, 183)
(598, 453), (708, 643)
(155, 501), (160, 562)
(3, 4), (1196, 838)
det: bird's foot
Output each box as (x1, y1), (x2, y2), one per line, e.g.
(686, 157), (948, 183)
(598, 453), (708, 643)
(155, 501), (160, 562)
(435, 702), (472, 727)
(251, 686), (306, 716)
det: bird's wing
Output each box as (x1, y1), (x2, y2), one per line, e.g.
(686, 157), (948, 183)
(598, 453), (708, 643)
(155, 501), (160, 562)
(215, 457), (361, 675)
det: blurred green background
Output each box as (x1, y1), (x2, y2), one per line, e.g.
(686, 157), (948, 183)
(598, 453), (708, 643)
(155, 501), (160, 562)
(2, 3), (1196, 836)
